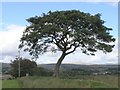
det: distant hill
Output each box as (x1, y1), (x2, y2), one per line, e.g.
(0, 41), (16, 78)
(1, 63), (11, 73)
(1, 63), (118, 69)
(2, 63), (11, 68)
(1, 63), (118, 74)
(38, 64), (118, 71)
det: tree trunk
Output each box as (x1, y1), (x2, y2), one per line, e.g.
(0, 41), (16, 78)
(53, 52), (66, 77)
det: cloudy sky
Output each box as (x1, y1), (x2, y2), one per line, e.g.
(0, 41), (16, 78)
(0, 1), (118, 65)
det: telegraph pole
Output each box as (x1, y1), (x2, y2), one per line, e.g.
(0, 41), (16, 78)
(18, 50), (20, 77)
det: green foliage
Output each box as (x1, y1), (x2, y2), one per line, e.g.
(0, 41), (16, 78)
(19, 10), (115, 77)
(60, 68), (118, 79)
(19, 10), (115, 58)
(107, 68), (119, 75)
(2, 67), (11, 74)
(34, 67), (53, 76)
(10, 58), (37, 77)
(60, 69), (92, 79)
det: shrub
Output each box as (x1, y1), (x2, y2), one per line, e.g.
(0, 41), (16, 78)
(10, 58), (37, 77)
(34, 67), (53, 76)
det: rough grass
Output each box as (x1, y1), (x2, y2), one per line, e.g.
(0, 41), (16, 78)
(0, 80), (2, 89)
(75, 75), (118, 88)
(2, 79), (21, 88)
(2, 75), (118, 88)
(18, 75), (118, 88)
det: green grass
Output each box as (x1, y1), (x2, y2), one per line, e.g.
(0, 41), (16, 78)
(2, 75), (118, 88)
(18, 76), (117, 88)
(74, 75), (118, 87)
(2, 79), (21, 88)
(0, 80), (2, 89)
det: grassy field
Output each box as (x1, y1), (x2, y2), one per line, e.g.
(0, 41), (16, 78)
(2, 79), (21, 88)
(18, 76), (116, 88)
(2, 75), (118, 88)
(0, 80), (2, 89)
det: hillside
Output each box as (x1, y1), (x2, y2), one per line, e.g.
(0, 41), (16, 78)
(38, 63), (118, 70)
(1, 63), (119, 75)
(1, 63), (11, 74)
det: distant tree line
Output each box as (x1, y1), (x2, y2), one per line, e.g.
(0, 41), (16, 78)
(63, 68), (119, 79)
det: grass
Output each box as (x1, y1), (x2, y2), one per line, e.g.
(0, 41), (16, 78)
(2, 79), (21, 88)
(18, 75), (118, 88)
(2, 75), (118, 88)
(74, 75), (118, 87)
(0, 80), (2, 89)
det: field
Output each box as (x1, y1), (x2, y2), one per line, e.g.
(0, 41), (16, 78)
(2, 75), (118, 88)
(2, 80), (21, 88)
(0, 80), (1, 89)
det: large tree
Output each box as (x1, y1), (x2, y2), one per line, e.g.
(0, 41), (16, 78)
(19, 10), (115, 77)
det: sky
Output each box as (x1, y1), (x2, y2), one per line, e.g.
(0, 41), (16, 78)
(0, 1), (119, 65)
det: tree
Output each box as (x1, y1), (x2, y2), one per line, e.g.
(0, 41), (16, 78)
(10, 58), (37, 77)
(19, 10), (115, 77)
(34, 67), (53, 76)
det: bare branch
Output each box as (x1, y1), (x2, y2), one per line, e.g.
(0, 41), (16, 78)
(65, 45), (79, 55)
(66, 41), (76, 50)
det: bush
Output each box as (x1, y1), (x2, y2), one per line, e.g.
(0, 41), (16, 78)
(10, 58), (37, 77)
(34, 67), (53, 76)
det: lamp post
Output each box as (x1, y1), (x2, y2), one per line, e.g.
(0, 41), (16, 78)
(18, 50), (20, 77)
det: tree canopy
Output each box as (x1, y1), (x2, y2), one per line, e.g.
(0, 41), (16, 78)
(19, 10), (115, 77)
(10, 58), (37, 77)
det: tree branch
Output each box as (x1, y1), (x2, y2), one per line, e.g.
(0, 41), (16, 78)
(66, 41), (76, 50)
(65, 45), (79, 55)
